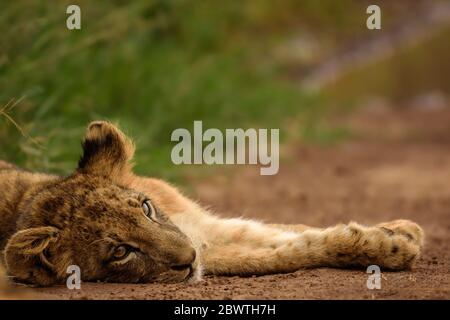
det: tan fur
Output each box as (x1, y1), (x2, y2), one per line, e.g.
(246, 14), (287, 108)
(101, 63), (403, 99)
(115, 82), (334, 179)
(0, 121), (424, 292)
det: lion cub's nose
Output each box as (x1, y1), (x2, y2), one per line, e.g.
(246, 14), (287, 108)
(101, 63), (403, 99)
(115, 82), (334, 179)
(170, 248), (196, 271)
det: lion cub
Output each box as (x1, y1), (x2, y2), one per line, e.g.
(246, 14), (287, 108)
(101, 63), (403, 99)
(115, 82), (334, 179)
(0, 121), (424, 287)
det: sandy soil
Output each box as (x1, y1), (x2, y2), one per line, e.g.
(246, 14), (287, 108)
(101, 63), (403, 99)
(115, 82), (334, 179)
(30, 105), (450, 299)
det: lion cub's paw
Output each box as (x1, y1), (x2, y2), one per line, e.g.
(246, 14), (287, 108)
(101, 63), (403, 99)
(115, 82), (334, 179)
(376, 219), (424, 247)
(357, 223), (422, 270)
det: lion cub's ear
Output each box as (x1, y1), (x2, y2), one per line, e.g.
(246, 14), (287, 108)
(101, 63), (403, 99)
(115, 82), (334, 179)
(77, 121), (135, 181)
(4, 227), (60, 286)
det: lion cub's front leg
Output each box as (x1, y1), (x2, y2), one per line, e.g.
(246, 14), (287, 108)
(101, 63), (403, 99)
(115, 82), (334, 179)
(201, 218), (424, 276)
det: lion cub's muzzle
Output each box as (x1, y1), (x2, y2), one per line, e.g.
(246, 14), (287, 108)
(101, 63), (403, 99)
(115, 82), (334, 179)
(168, 245), (197, 277)
(149, 245), (200, 283)
(137, 222), (200, 283)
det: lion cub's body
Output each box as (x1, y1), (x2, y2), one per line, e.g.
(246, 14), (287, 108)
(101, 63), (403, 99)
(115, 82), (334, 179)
(0, 122), (424, 292)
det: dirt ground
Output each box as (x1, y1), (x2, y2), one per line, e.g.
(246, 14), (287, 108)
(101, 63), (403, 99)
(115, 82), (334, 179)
(30, 104), (450, 299)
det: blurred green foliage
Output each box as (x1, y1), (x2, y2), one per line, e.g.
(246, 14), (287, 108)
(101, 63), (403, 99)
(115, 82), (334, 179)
(326, 27), (450, 104)
(1, 0), (444, 180)
(0, 0), (331, 179)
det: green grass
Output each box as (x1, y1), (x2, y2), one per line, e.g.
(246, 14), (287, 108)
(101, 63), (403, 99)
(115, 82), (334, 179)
(2, 1), (428, 181)
(0, 1), (326, 181)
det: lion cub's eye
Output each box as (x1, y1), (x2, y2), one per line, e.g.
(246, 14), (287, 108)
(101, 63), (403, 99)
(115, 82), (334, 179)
(113, 245), (129, 259)
(142, 200), (157, 221)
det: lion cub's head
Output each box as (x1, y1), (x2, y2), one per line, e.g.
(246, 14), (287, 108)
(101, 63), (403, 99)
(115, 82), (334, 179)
(4, 121), (197, 286)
